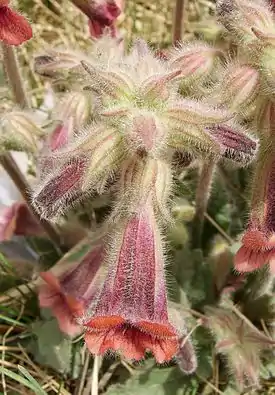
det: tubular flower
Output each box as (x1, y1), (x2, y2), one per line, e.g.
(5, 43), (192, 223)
(82, 207), (180, 362)
(235, 100), (275, 273)
(0, 0), (32, 45)
(39, 244), (105, 336)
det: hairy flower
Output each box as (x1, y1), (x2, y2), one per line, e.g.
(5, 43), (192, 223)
(82, 207), (180, 362)
(0, 0), (32, 45)
(33, 38), (251, 221)
(39, 244), (104, 336)
(205, 305), (275, 390)
(0, 202), (42, 241)
(235, 100), (275, 272)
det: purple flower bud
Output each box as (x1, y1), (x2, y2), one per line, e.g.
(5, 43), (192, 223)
(206, 123), (258, 165)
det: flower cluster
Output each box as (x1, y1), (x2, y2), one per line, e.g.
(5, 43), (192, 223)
(34, 37), (257, 363)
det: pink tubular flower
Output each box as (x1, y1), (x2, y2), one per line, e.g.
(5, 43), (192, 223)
(0, 0), (32, 45)
(83, 207), (179, 362)
(39, 245), (104, 336)
(0, 202), (43, 241)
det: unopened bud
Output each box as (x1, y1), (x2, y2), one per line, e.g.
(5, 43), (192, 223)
(169, 42), (221, 83)
(115, 157), (172, 222)
(83, 132), (126, 192)
(55, 90), (93, 130)
(217, 0), (274, 46)
(127, 111), (166, 155)
(215, 63), (260, 111)
(260, 47), (275, 93)
(171, 198), (195, 222)
(0, 111), (44, 153)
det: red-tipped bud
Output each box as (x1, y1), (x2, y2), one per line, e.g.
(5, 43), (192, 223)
(206, 123), (258, 165)
(32, 157), (88, 220)
(0, 2), (32, 45)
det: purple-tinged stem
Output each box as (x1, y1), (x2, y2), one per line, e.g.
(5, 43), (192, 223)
(173, 0), (185, 46)
(192, 160), (215, 249)
(1, 43), (64, 253)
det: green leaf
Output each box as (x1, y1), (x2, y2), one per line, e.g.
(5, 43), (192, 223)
(28, 318), (75, 374)
(17, 365), (47, 395)
(0, 367), (46, 395)
(106, 364), (200, 395)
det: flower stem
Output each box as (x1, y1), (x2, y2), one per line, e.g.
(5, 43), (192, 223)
(2, 44), (29, 108)
(192, 160), (215, 249)
(173, 0), (185, 45)
(1, 43), (64, 253)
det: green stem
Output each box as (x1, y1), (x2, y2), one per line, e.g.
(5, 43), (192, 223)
(192, 160), (216, 249)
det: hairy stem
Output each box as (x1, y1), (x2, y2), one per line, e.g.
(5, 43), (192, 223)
(192, 160), (215, 249)
(173, 0), (185, 45)
(1, 44), (64, 252)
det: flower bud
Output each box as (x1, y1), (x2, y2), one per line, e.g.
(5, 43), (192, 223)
(55, 90), (94, 130)
(206, 122), (258, 166)
(169, 42), (221, 84)
(217, 0), (274, 46)
(0, 111), (44, 153)
(165, 100), (232, 126)
(260, 47), (275, 93)
(127, 111), (166, 155)
(115, 157), (173, 222)
(215, 63), (260, 111)
(205, 305), (275, 390)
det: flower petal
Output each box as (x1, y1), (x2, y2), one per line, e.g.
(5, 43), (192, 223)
(0, 6), (32, 45)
